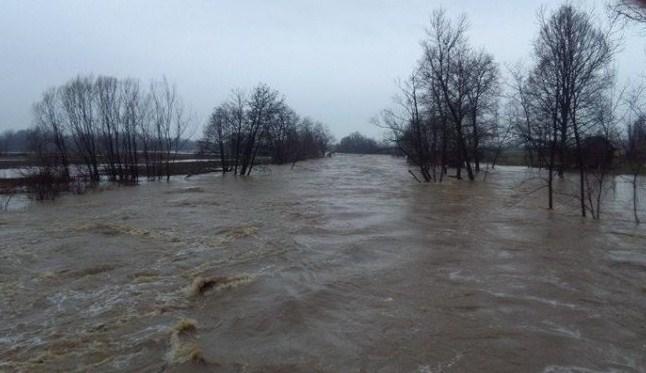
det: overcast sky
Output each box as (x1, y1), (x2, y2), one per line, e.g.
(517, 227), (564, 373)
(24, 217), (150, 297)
(1, 0), (644, 140)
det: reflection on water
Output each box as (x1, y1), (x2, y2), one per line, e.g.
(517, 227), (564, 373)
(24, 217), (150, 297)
(0, 154), (645, 372)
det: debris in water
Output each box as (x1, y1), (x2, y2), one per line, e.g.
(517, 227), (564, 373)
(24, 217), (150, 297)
(75, 222), (151, 237)
(55, 264), (116, 279)
(227, 225), (257, 239)
(131, 272), (160, 283)
(216, 225), (258, 243)
(166, 319), (205, 365)
(165, 186), (205, 194)
(186, 275), (254, 297)
(173, 318), (197, 335)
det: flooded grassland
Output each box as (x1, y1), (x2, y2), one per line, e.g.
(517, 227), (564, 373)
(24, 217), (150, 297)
(1, 155), (645, 372)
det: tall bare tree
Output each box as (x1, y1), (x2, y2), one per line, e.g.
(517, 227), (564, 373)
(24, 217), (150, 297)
(150, 78), (189, 181)
(61, 76), (101, 182)
(529, 4), (616, 216)
(33, 88), (70, 179)
(466, 49), (499, 172)
(419, 9), (481, 180)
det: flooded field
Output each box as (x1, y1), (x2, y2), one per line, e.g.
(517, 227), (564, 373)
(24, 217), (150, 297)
(1, 154), (645, 372)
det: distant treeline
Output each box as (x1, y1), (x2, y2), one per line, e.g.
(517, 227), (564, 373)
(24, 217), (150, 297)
(0, 129), (31, 154)
(199, 84), (333, 175)
(5, 78), (334, 200)
(335, 132), (387, 154)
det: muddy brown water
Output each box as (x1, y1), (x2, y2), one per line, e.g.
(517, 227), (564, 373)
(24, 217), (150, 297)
(1, 154), (645, 372)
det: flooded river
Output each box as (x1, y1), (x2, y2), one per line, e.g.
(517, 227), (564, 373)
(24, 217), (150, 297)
(1, 154), (645, 372)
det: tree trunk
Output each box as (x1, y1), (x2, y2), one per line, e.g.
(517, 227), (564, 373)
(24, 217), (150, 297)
(472, 111), (480, 172)
(634, 173), (641, 224)
(572, 118), (586, 217)
(457, 128), (474, 181)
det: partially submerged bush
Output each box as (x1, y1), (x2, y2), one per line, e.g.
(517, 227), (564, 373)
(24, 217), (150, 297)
(22, 167), (69, 201)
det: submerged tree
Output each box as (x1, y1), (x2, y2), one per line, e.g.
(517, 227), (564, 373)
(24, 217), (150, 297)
(30, 75), (190, 190)
(523, 4), (616, 215)
(421, 10), (476, 180)
(381, 73), (438, 182)
(380, 9), (500, 182)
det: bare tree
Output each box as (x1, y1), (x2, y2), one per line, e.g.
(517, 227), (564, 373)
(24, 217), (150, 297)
(150, 78), (189, 181)
(625, 117), (646, 224)
(488, 102), (516, 171)
(381, 9), (499, 183)
(95, 76), (123, 181)
(420, 9), (476, 180)
(239, 84), (282, 175)
(380, 73), (438, 182)
(466, 49), (499, 172)
(61, 76), (101, 182)
(203, 105), (230, 174)
(582, 89), (622, 219)
(267, 105), (297, 164)
(529, 4), (616, 216)
(119, 79), (144, 183)
(226, 90), (247, 174)
(508, 63), (543, 168)
(624, 84), (646, 223)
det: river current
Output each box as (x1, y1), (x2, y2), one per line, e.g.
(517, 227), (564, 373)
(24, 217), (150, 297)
(1, 154), (645, 372)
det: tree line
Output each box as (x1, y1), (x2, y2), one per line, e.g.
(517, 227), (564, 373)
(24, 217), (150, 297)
(25, 75), (189, 198)
(199, 84), (333, 175)
(379, 3), (646, 222)
(12, 79), (334, 200)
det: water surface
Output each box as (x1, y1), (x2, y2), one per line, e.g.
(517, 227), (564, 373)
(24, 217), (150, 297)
(1, 155), (645, 372)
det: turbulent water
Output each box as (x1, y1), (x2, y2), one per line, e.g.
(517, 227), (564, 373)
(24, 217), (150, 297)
(1, 154), (645, 372)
